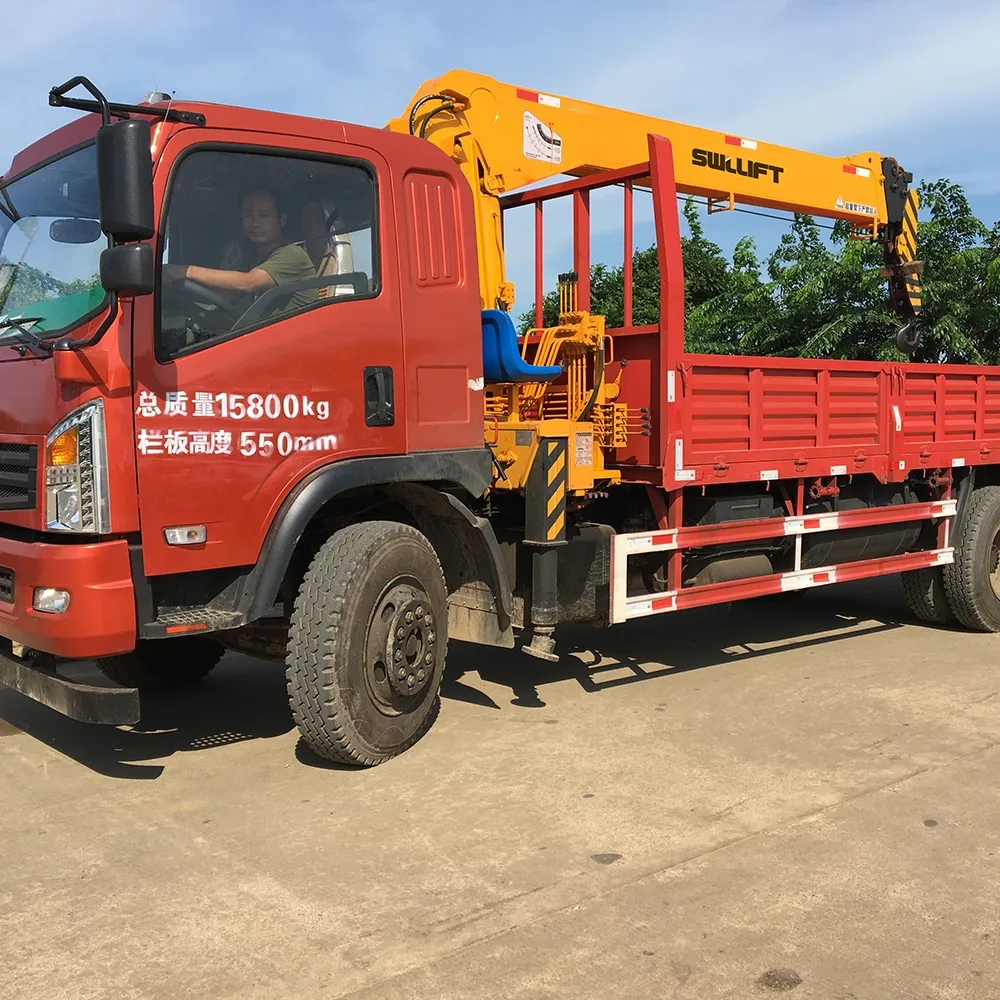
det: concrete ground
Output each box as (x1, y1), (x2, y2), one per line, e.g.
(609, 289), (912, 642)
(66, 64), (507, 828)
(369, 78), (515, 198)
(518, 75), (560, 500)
(2, 576), (999, 1000)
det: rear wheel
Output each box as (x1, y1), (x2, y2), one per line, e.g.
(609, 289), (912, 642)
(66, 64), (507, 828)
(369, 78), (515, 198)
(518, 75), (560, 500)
(285, 520), (447, 766)
(943, 485), (1000, 632)
(97, 636), (225, 691)
(900, 566), (955, 626)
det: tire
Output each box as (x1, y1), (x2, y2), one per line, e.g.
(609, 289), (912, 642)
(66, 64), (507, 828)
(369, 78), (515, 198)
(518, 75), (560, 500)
(900, 566), (955, 626)
(97, 636), (226, 691)
(285, 520), (447, 766)
(943, 485), (1000, 632)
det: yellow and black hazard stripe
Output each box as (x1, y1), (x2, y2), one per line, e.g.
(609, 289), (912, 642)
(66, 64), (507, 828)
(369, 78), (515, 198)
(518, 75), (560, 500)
(904, 272), (922, 317)
(899, 189), (919, 262)
(525, 437), (568, 544)
(900, 189), (922, 317)
(543, 439), (567, 542)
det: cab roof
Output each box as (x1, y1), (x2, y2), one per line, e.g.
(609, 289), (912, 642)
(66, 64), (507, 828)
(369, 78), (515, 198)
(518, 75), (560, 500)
(3, 100), (417, 183)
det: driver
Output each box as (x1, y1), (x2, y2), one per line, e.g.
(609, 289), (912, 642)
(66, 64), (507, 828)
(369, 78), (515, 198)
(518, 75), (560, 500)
(163, 186), (318, 322)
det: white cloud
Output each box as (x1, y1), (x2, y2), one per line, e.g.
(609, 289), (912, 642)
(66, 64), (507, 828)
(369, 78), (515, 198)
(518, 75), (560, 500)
(4, 0), (996, 310)
(6, 0), (996, 181)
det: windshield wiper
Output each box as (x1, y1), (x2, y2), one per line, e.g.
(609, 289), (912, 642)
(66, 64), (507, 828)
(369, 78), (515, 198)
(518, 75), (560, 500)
(0, 317), (53, 357)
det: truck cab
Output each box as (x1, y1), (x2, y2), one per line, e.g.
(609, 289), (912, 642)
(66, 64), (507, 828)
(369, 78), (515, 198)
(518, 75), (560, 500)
(0, 80), (500, 751)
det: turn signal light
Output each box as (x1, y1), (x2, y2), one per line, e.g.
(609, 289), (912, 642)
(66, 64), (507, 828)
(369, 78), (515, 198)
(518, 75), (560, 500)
(47, 427), (78, 466)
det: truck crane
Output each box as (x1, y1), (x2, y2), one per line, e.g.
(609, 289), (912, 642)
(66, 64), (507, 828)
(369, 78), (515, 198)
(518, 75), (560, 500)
(0, 71), (990, 772)
(385, 70), (922, 350)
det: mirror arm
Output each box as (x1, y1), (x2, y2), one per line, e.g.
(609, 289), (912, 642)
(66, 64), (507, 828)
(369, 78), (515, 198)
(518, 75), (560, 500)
(52, 293), (119, 352)
(49, 78), (205, 126)
(49, 76), (112, 127)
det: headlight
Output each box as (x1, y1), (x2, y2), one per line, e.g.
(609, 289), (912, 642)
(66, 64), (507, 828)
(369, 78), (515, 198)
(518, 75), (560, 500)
(45, 400), (110, 533)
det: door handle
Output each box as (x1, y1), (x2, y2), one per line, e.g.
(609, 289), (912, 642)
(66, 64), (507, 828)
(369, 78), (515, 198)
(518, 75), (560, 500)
(364, 366), (394, 427)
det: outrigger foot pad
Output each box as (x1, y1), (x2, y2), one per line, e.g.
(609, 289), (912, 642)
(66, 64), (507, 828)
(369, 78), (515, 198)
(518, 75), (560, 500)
(523, 628), (559, 662)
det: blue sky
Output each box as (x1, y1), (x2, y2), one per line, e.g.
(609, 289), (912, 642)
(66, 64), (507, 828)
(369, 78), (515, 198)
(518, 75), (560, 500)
(4, 0), (999, 318)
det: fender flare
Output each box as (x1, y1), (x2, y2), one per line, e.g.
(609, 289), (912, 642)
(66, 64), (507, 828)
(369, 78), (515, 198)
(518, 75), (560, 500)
(242, 447), (507, 621)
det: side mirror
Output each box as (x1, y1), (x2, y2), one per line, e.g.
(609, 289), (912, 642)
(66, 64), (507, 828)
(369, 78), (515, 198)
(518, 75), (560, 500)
(96, 118), (154, 241)
(49, 218), (103, 244)
(100, 243), (154, 296)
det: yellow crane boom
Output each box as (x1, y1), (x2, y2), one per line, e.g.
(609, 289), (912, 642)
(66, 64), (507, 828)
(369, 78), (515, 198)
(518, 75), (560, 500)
(386, 70), (922, 344)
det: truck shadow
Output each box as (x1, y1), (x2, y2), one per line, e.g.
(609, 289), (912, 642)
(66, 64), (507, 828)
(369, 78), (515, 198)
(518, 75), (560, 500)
(0, 576), (937, 778)
(0, 654), (294, 779)
(441, 577), (917, 710)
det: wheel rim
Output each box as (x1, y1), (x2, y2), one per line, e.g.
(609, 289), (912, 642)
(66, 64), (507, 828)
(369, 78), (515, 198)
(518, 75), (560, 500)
(363, 577), (438, 716)
(990, 528), (1000, 601)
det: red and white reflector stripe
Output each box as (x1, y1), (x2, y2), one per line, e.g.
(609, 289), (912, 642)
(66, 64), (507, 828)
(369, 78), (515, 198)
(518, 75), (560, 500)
(516, 88), (560, 108)
(627, 594), (678, 618)
(843, 164), (872, 178)
(622, 530), (678, 554)
(781, 568), (836, 592)
(725, 135), (758, 150)
(784, 511), (850, 535)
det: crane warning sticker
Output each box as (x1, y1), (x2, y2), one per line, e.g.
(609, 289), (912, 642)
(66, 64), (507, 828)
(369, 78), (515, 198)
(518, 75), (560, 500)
(835, 194), (877, 216)
(524, 111), (562, 165)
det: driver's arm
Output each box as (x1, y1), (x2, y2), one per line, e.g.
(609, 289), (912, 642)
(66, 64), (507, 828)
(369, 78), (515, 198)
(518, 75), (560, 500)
(163, 263), (276, 295)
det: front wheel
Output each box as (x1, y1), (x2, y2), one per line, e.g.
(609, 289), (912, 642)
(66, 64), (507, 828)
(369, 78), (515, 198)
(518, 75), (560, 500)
(285, 520), (448, 766)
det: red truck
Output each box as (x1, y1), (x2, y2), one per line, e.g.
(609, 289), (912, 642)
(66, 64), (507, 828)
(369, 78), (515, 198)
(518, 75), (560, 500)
(0, 73), (991, 766)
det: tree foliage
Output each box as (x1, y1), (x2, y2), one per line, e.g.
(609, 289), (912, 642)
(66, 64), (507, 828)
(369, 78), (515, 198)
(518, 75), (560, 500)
(517, 179), (1000, 364)
(0, 261), (101, 315)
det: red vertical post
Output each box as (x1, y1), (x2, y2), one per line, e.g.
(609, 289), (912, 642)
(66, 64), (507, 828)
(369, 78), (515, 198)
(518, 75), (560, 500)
(667, 489), (683, 592)
(649, 135), (685, 363)
(623, 180), (634, 329)
(535, 200), (544, 329)
(649, 135), (686, 482)
(573, 189), (591, 312)
(937, 477), (953, 550)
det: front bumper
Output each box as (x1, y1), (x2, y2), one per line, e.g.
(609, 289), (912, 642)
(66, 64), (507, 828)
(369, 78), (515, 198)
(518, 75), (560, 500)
(0, 642), (139, 725)
(0, 533), (136, 659)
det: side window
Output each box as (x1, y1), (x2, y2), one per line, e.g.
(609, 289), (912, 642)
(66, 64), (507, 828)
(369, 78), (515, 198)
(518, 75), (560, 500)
(158, 147), (377, 359)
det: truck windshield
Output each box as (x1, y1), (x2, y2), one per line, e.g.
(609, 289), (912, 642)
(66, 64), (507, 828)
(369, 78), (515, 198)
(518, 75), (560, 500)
(0, 144), (107, 345)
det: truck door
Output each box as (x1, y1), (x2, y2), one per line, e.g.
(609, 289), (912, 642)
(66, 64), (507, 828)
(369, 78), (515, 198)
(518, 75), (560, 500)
(131, 129), (404, 578)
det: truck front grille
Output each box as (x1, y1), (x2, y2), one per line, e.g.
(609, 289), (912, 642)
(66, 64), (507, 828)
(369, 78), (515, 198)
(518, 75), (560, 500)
(0, 566), (13, 604)
(0, 443), (38, 512)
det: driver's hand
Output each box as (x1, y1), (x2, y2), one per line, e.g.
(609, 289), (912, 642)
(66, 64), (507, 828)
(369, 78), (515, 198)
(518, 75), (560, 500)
(163, 263), (188, 285)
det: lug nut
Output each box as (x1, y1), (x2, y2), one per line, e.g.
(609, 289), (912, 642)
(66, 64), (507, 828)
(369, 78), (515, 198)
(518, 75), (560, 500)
(424, 652), (432, 665)
(407, 674), (415, 686)
(405, 612), (414, 623)
(395, 650), (402, 662)
(398, 667), (406, 679)
(417, 669), (426, 681)
(424, 615), (432, 625)
(397, 627), (405, 639)
(427, 631), (435, 643)
(416, 606), (423, 616)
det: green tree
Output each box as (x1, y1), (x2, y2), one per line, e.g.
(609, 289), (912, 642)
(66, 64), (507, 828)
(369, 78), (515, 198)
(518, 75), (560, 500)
(910, 180), (1000, 364)
(516, 179), (1000, 365)
(0, 261), (100, 315)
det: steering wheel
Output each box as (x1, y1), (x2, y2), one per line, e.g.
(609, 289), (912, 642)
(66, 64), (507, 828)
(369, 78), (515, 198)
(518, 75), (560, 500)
(175, 278), (238, 314)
